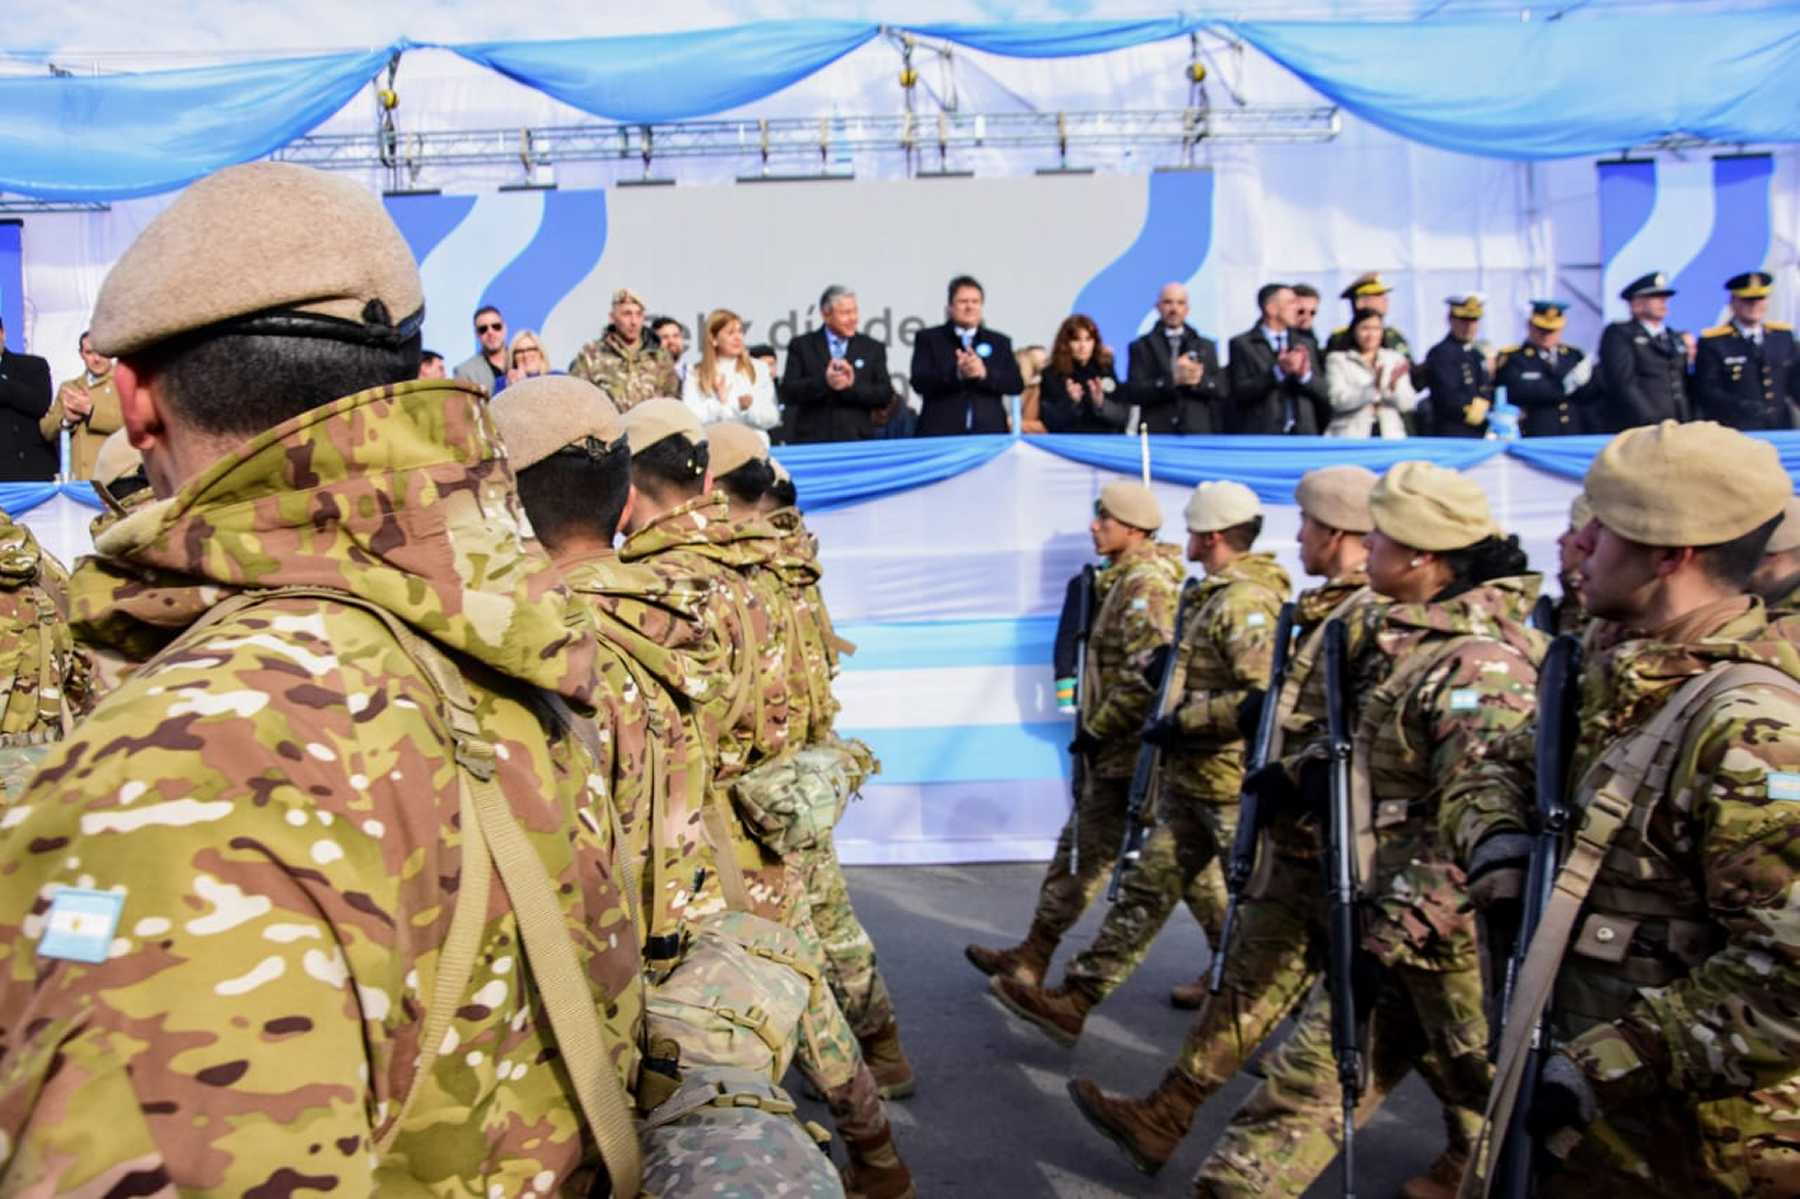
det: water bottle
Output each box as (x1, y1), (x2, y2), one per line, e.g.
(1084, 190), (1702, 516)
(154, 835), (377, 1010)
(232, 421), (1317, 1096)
(1487, 385), (1521, 441)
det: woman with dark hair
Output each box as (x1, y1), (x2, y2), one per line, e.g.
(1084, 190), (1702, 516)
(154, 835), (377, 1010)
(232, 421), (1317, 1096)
(1200, 459), (1543, 1199)
(1325, 308), (1417, 437)
(1040, 315), (1126, 434)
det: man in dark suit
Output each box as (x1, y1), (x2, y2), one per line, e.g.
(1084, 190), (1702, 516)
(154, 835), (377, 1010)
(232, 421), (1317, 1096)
(0, 316), (55, 481)
(1421, 293), (1493, 437)
(909, 274), (1024, 436)
(1599, 270), (1691, 431)
(782, 285), (893, 442)
(1227, 283), (1329, 435)
(1693, 270), (1796, 431)
(1125, 282), (1226, 433)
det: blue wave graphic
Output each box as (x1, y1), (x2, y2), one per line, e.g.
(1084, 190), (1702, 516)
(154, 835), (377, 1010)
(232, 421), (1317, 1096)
(481, 190), (608, 340)
(1071, 169), (1214, 356)
(1669, 155), (1772, 334)
(384, 192), (477, 274)
(1597, 159), (1655, 265)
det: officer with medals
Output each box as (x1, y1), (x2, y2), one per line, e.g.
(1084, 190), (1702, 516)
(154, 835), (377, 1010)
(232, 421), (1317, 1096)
(1494, 301), (1599, 436)
(1421, 292), (1493, 437)
(1599, 270), (1691, 430)
(1694, 269), (1797, 430)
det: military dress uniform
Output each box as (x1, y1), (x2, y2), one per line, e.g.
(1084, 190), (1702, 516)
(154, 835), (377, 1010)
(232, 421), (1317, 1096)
(1419, 294), (1493, 437)
(1694, 272), (1796, 431)
(1599, 271), (1689, 431)
(1446, 422), (1800, 1198)
(1496, 302), (1599, 436)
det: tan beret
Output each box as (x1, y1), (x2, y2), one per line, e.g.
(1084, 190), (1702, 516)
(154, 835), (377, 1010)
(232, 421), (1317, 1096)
(1766, 496), (1800, 555)
(92, 428), (143, 486)
(1185, 480), (1261, 533)
(1585, 420), (1789, 547)
(1568, 491), (1593, 532)
(622, 397), (705, 456)
(488, 376), (622, 473)
(706, 421), (770, 477)
(90, 163), (422, 358)
(1098, 480), (1162, 532)
(1369, 461), (1497, 552)
(1294, 465), (1376, 533)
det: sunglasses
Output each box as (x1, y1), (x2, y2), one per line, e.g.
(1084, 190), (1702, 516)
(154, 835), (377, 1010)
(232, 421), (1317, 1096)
(515, 345), (541, 355)
(477, 322), (504, 333)
(1092, 500), (1115, 521)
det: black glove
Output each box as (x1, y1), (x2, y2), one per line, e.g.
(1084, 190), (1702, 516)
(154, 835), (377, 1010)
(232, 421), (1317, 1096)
(1234, 689), (1268, 744)
(1141, 644), (1172, 689)
(1140, 713), (1182, 749)
(1068, 723), (1102, 757)
(1523, 1053), (1597, 1157)
(1242, 760), (1300, 809)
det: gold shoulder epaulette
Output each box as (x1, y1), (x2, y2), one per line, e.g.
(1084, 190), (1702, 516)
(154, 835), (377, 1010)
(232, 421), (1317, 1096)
(1330, 325), (1348, 336)
(1701, 324), (1734, 338)
(1768, 321), (1793, 332)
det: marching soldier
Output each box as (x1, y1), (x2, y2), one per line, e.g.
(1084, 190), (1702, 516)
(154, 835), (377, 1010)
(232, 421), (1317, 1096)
(1495, 301), (1600, 436)
(0, 164), (647, 1191)
(1195, 461), (1544, 1199)
(1693, 270), (1797, 430)
(0, 508), (91, 799)
(1446, 420), (1800, 1197)
(1600, 271), (1691, 430)
(987, 481), (1289, 1047)
(965, 482), (1183, 987)
(1753, 497), (1800, 620)
(1552, 492), (1596, 637)
(1422, 293), (1493, 437)
(1065, 465), (1382, 1177)
(1326, 272), (1414, 360)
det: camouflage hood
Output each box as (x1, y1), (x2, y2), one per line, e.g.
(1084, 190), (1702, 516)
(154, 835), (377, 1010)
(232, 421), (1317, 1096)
(1380, 572), (1543, 642)
(1598, 598), (1800, 733)
(67, 379), (599, 702)
(1201, 551), (1291, 603)
(0, 515), (41, 590)
(763, 507), (823, 589)
(1297, 570), (1371, 628)
(714, 513), (819, 589)
(1100, 539), (1186, 598)
(558, 548), (727, 705)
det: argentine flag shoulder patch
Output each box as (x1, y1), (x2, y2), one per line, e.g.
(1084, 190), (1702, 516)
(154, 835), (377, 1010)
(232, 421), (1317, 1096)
(38, 887), (126, 964)
(1247, 612), (1267, 628)
(1448, 689), (1480, 712)
(1766, 772), (1800, 802)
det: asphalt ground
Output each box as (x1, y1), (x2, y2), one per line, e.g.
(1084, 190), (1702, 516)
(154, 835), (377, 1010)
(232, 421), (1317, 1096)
(788, 862), (1445, 1198)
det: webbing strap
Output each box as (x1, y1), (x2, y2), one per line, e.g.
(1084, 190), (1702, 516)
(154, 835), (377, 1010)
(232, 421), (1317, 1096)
(1270, 586), (1370, 761)
(1463, 660), (1800, 1198)
(701, 792), (755, 912)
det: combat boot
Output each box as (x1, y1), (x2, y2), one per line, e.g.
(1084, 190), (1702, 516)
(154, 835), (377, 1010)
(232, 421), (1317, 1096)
(1169, 975), (1209, 1009)
(963, 920), (1056, 987)
(826, 1065), (916, 1199)
(1398, 1147), (1468, 1199)
(987, 975), (1096, 1047)
(1066, 1067), (1210, 1176)
(857, 1017), (916, 1100)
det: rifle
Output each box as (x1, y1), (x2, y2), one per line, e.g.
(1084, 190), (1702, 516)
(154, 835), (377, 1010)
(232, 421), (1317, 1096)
(1209, 600), (1298, 994)
(1067, 564), (1098, 874)
(1488, 632), (1582, 1198)
(1528, 593), (1555, 635)
(1109, 577), (1203, 902)
(1322, 617), (1363, 1199)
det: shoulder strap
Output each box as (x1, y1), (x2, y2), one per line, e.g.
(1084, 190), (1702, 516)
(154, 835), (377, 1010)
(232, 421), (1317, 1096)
(1467, 660), (1800, 1197)
(1270, 586), (1370, 761)
(701, 792), (756, 912)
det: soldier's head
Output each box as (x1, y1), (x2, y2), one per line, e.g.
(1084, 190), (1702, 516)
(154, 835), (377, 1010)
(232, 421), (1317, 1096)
(1577, 420), (1788, 625)
(760, 460), (797, 514)
(1557, 491), (1593, 585)
(1527, 300), (1568, 350)
(1367, 461), (1525, 603)
(707, 421), (775, 522)
(1185, 481), (1261, 575)
(1728, 270), (1773, 328)
(1090, 481), (1160, 560)
(1294, 465), (1376, 578)
(610, 288), (648, 343)
(90, 163), (423, 499)
(1749, 497), (1800, 607)
(1621, 272), (1674, 324)
(418, 350), (447, 379)
(1341, 272), (1391, 317)
(620, 398), (710, 532)
(488, 377), (631, 560)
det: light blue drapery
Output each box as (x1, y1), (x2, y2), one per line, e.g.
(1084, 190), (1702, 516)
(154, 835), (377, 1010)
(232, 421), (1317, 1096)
(0, 483), (102, 518)
(769, 435), (1012, 514)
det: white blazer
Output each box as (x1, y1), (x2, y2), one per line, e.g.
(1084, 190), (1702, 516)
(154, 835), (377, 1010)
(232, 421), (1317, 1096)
(1325, 347), (1418, 438)
(682, 355), (781, 430)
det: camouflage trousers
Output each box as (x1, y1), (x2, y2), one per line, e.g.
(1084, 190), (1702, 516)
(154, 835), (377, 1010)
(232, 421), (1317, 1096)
(755, 858), (865, 1094)
(1030, 771), (1131, 947)
(1062, 790), (1234, 1001)
(797, 829), (897, 1040)
(1193, 961), (1491, 1198)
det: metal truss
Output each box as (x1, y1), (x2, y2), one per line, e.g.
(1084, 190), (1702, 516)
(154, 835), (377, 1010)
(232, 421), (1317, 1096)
(273, 106), (1341, 183)
(0, 197), (110, 214)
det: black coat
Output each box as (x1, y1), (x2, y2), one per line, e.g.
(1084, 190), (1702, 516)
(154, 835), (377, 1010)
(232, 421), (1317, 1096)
(1599, 320), (1689, 431)
(781, 329), (893, 443)
(1494, 342), (1600, 436)
(0, 348), (55, 482)
(909, 323), (1024, 437)
(1693, 323), (1797, 432)
(1226, 326), (1328, 435)
(1421, 335), (1492, 438)
(1039, 359), (1125, 434)
(1124, 324), (1226, 433)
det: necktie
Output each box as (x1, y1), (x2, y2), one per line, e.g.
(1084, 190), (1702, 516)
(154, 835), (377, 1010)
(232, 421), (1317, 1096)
(959, 329), (974, 351)
(1275, 333), (1286, 353)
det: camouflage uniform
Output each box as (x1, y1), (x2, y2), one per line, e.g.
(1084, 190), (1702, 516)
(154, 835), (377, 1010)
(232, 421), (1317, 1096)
(1766, 574), (1800, 621)
(569, 326), (681, 413)
(38, 370), (123, 480)
(0, 380), (645, 1194)
(1555, 570), (1592, 637)
(768, 505), (845, 731)
(1196, 574), (1545, 1198)
(0, 513), (93, 799)
(1444, 597), (1800, 1197)
(1062, 552), (1289, 1001)
(1030, 541), (1184, 946)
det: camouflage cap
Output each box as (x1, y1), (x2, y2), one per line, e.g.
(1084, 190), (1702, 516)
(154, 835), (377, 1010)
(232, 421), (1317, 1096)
(1294, 465), (1376, 533)
(1569, 491), (1593, 532)
(1185, 480), (1261, 533)
(1766, 496), (1800, 555)
(89, 163), (423, 358)
(705, 421), (769, 477)
(1369, 460), (1497, 552)
(488, 375), (622, 472)
(1585, 420), (1788, 547)
(1098, 480), (1162, 531)
(622, 398), (705, 456)
(92, 428), (143, 486)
